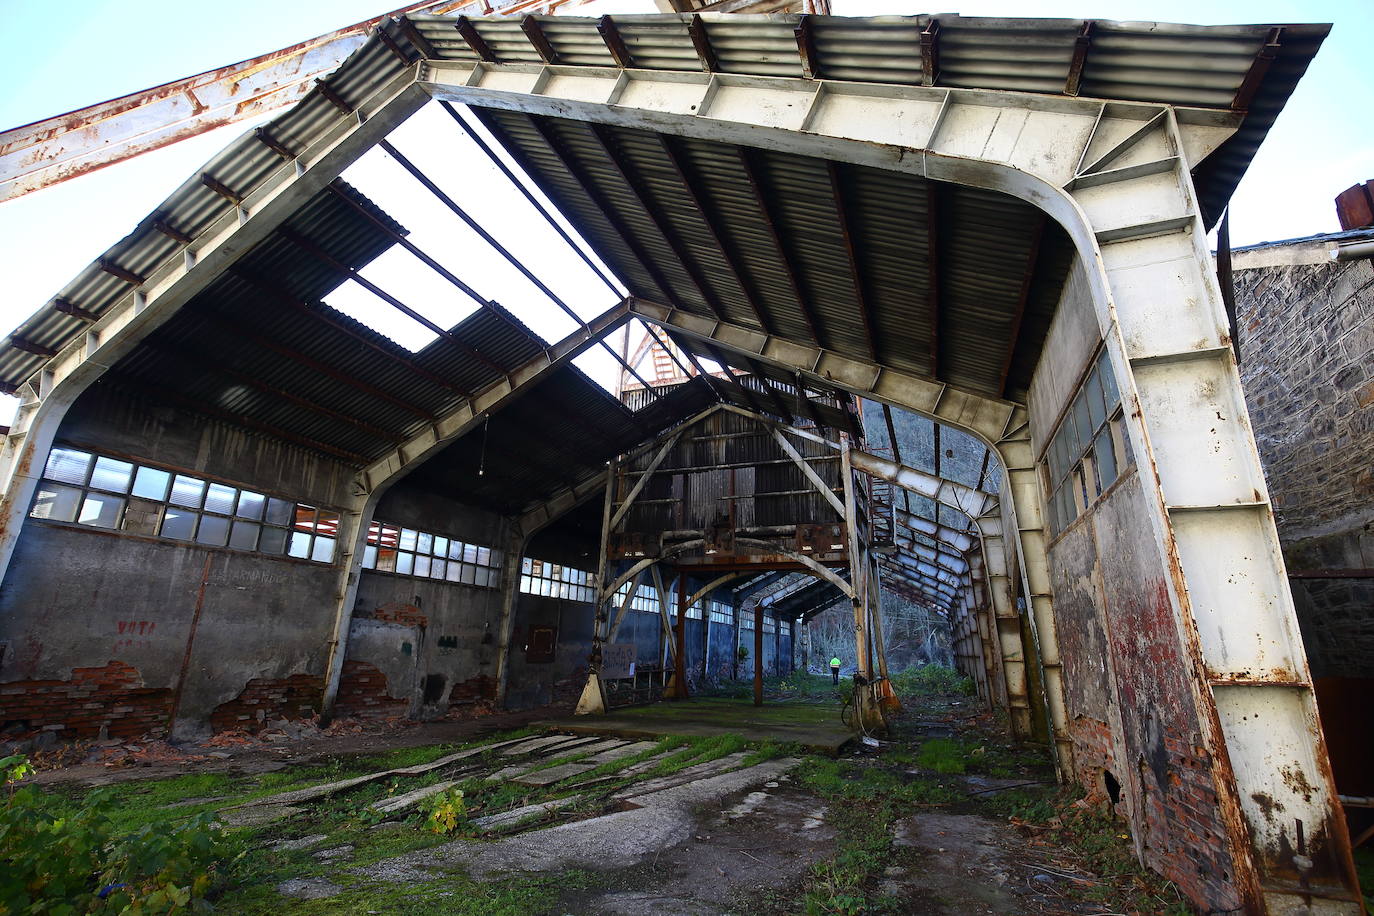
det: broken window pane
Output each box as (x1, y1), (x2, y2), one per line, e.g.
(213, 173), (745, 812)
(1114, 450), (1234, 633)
(78, 493), (124, 528)
(399, 528), (418, 551)
(44, 448), (92, 485)
(416, 532), (433, 555)
(32, 483), (82, 522)
(293, 505), (317, 532)
(90, 457), (134, 493)
(122, 497), (162, 536)
(131, 466), (171, 501)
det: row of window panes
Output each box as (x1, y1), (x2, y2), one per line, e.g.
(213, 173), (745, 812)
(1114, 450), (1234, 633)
(612, 582), (660, 614)
(519, 558), (595, 602)
(363, 522), (501, 588)
(30, 447), (337, 562)
(1044, 350), (1133, 537)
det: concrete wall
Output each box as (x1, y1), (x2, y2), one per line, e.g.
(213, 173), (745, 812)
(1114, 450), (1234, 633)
(1233, 243), (1374, 680)
(345, 483), (511, 718)
(0, 385), (354, 740)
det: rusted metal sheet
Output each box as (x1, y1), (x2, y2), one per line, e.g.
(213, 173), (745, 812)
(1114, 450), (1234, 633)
(0, 0), (556, 202)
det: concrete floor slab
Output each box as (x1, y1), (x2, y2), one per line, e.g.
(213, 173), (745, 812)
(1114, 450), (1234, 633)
(584, 740), (658, 764)
(536, 697), (852, 756)
(512, 762), (597, 787)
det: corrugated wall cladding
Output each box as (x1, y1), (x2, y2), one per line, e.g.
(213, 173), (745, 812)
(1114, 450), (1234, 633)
(619, 409), (841, 535)
(475, 110), (1075, 399)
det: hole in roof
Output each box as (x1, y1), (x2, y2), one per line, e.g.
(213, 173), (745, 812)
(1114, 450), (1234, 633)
(330, 101), (626, 372)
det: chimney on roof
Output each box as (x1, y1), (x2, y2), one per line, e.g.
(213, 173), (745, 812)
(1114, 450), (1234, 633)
(1335, 181), (1374, 230)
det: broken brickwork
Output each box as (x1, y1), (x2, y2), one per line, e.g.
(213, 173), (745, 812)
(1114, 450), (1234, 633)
(209, 673), (323, 732)
(333, 660), (409, 719)
(0, 661), (172, 740)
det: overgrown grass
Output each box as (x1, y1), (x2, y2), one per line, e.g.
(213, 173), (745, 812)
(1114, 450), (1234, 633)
(889, 664), (974, 698)
(1355, 846), (1374, 914)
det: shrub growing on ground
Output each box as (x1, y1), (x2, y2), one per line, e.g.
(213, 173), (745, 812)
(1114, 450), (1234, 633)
(420, 786), (468, 835)
(1, 754), (221, 914)
(890, 664), (974, 698)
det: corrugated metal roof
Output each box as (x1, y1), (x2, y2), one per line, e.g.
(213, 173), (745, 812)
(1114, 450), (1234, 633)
(480, 110), (1074, 399)
(0, 13), (1320, 393)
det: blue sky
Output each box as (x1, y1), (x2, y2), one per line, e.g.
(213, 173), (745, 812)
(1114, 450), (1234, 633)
(0, 0), (1368, 415)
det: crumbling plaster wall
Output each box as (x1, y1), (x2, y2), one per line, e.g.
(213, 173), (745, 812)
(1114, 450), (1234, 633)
(1232, 243), (1374, 680)
(1028, 259), (1246, 910)
(0, 384), (353, 739)
(347, 483), (510, 718)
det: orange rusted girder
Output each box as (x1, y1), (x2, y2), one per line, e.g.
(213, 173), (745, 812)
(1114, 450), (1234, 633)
(0, 0), (576, 202)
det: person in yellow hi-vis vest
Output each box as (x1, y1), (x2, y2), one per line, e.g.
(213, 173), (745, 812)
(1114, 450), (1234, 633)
(829, 656), (841, 685)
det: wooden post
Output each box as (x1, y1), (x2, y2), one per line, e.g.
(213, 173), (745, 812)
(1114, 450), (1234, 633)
(575, 456), (618, 715)
(732, 598), (741, 680)
(753, 600), (764, 706)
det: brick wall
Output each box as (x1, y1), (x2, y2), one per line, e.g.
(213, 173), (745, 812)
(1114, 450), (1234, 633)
(0, 661), (172, 740)
(446, 674), (496, 710)
(333, 660), (409, 719)
(1233, 248), (1374, 678)
(209, 674), (322, 732)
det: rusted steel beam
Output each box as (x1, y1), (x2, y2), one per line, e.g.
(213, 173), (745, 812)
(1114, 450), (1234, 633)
(516, 113), (691, 314)
(687, 15), (719, 73)
(736, 147), (825, 349)
(8, 336), (56, 358)
(586, 123), (726, 322)
(196, 308), (435, 420)
(200, 173), (243, 206)
(794, 15), (820, 79)
(998, 211), (1045, 398)
(111, 374), (373, 465)
(0, 1), (466, 203)
(313, 78), (355, 115)
(97, 258), (145, 286)
(398, 16), (439, 60)
(1233, 27), (1283, 112)
(658, 134), (773, 334)
(278, 226), (503, 384)
(455, 16), (497, 62)
(925, 181), (941, 380)
(1064, 21), (1095, 96)
(521, 17), (558, 64)
(254, 126), (297, 160)
(151, 215), (195, 244)
(140, 337), (407, 444)
(597, 15), (635, 69)
(444, 103), (621, 297)
(826, 161), (879, 362)
(920, 19), (941, 87)
(53, 299), (100, 323)
(376, 25), (415, 65)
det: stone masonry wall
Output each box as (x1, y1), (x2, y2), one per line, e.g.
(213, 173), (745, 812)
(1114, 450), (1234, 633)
(1233, 248), (1374, 678)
